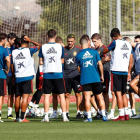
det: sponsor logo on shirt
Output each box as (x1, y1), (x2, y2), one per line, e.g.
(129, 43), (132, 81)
(121, 43), (129, 50)
(49, 56), (55, 63)
(122, 53), (128, 59)
(15, 52), (26, 60)
(82, 51), (93, 59)
(46, 47), (57, 54)
(73, 51), (77, 56)
(17, 62), (25, 68)
(83, 60), (93, 67)
(66, 58), (74, 64)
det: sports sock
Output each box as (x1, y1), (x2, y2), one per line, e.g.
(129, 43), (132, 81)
(16, 111), (19, 119)
(119, 108), (124, 116)
(110, 109), (115, 115)
(101, 110), (106, 117)
(0, 111), (1, 119)
(87, 111), (91, 119)
(124, 107), (129, 115)
(44, 112), (48, 120)
(62, 112), (67, 120)
(35, 90), (43, 104)
(21, 112), (25, 120)
(8, 107), (12, 116)
(53, 110), (57, 116)
(77, 110), (80, 114)
(80, 111), (83, 115)
(132, 109), (136, 115)
(66, 111), (69, 114)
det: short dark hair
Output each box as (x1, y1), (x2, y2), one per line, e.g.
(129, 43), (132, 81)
(134, 35), (140, 39)
(81, 34), (89, 40)
(110, 28), (120, 38)
(21, 35), (29, 44)
(56, 36), (63, 43)
(80, 36), (88, 45)
(0, 33), (7, 42)
(47, 29), (56, 38)
(67, 34), (75, 39)
(91, 33), (101, 40)
(7, 33), (16, 40)
(15, 37), (21, 48)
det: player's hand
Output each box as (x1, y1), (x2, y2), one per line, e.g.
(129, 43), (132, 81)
(127, 73), (131, 82)
(2, 69), (8, 75)
(100, 76), (104, 83)
(24, 36), (31, 42)
(105, 56), (111, 62)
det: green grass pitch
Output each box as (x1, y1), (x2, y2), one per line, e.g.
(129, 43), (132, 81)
(1, 103), (140, 140)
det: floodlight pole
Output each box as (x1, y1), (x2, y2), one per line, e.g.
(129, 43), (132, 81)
(86, 0), (99, 37)
(116, 0), (121, 31)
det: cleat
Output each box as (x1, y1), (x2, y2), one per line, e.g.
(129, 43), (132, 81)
(49, 114), (58, 119)
(14, 118), (20, 122)
(83, 118), (92, 122)
(20, 118), (30, 122)
(0, 119), (4, 122)
(131, 114), (140, 119)
(28, 105), (33, 109)
(93, 112), (102, 119)
(103, 116), (108, 121)
(63, 118), (69, 122)
(125, 115), (129, 120)
(76, 113), (83, 119)
(113, 116), (125, 121)
(131, 114), (137, 118)
(107, 114), (114, 120)
(7, 114), (15, 120)
(41, 118), (49, 122)
(66, 113), (69, 119)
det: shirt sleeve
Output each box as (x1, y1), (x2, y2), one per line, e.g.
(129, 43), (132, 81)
(108, 40), (116, 51)
(4, 49), (9, 58)
(96, 51), (101, 62)
(61, 46), (64, 58)
(76, 54), (80, 66)
(29, 46), (38, 56)
(38, 47), (43, 58)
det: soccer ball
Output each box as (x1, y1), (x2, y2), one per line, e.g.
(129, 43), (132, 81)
(29, 108), (35, 117)
(49, 107), (53, 117)
(35, 108), (44, 117)
(90, 107), (97, 117)
(58, 108), (62, 116)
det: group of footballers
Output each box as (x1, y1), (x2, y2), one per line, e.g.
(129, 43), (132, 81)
(0, 27), (140, 122)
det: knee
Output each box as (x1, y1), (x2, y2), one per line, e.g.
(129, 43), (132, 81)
(65, 93), (70, 98)
(75, 93), (80, 98)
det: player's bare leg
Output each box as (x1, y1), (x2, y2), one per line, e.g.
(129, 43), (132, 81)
(103, 93), (109, 113)
(108, 91), (117, 119)
(75, 93), (81, 113)
(129, 92), (136, 116)
(15, 95), (20, 121)
(49, 93), (58, 119)
(0, 96), (4, 122)
(59, 93), (68, 121)
(83, 91), (92, 122)
(7, 94), (14, 119)
(113, 92), (125, 121)
(65, 93), (70, 118)
(90, 95), (98, 111)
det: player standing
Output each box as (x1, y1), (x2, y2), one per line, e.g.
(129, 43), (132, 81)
(76, 36), (107, 122)
(103, 28), (133, 121)
(5, 33), (16, 119)
(91, 33), (110, 116)
(39, 29), (68, 122)
(64, 34), (82, 119)
(12, 35), (41, 122)
(0, 33), (10, 122)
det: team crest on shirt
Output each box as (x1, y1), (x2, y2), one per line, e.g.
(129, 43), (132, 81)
(73, 51), (77, 56)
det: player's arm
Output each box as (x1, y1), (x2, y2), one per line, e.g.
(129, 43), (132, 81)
(24, 36), (42, 50)
(98, 60), (104, 83)
(39, 58), (44, 65)
(128, 53), (133, 81)
(77, 66), (81, 73)
(4, 56), (10, 74)
(103, 41), (116, 54)
(101, 55), (111, 64)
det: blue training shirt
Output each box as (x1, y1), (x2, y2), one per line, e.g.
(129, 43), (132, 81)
(5, 46), (15, 76)
(38, 42), (64, 79)
(0, 46), (9, 79)
(76, 48), (101, 85)
(15, 47), (38, 83)
(108, 40), (132, 75)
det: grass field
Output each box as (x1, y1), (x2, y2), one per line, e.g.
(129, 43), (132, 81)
(1, 103), (140, 140)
